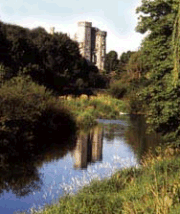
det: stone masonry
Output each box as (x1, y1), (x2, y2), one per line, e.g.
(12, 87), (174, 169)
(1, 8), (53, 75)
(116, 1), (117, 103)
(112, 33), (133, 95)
(74, 21), (107, 71)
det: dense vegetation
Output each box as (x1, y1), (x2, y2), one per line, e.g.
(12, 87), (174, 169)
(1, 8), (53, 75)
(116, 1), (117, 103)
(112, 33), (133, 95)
(0, 20), (109, 153)
(0, 74), (77, 161)
(61, 94), (127, 128)
(1, 0), (180, 143)
(0, 21), (107, 93)
(108, 0), (180, 144)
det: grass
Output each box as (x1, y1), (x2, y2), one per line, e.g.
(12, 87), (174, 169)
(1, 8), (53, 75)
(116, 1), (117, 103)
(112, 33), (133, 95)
(26, 144), (180, 214)
(60, 93), (128, 128)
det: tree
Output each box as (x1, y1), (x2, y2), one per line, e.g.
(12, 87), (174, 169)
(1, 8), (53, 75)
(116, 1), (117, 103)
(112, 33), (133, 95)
(0, 21), (106, 93)
(105, 51), (118, 73)
(118, 51), (134, 72)
(172, 1), (180, 84)
(126, 50), (146, 79)
(136, 0), (180, 141)
(0, 22), (11, 66)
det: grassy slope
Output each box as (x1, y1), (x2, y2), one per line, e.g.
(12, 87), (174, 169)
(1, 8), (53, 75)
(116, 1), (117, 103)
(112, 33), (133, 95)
(32, 145), (180, 214)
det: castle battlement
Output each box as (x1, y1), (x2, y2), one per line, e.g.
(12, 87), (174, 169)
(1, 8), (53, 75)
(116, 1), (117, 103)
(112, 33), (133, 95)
(78, 21), (92, 28)
(96, 31), (107, 37)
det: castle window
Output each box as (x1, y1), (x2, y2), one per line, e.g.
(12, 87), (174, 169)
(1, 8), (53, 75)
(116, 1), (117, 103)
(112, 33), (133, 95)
(92, 54), (97, 63)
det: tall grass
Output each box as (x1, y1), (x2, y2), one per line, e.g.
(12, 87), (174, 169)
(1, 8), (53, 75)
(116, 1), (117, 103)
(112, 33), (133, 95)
(60, 94), (128, 128)
(27, 144), (180, 214)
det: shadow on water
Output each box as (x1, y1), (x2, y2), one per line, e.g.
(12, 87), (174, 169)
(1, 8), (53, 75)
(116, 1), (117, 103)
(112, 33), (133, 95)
(0, 119), (105, 201)
(0, 109), (77, 198)
(97, 116), (164, 163)
(103, 124), (126, 143)
(125, 114), (164, 162)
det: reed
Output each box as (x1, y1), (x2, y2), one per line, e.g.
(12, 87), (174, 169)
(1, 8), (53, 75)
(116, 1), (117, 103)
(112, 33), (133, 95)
(21, 144), (180, 214)
(60, 93), (128, 128)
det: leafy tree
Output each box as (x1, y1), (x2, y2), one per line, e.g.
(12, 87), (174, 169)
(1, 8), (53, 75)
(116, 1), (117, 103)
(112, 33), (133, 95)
(105, 51), (118, 73)
(0, 22), (11, 66)
(136, 0), (180, 141)
(172, 1), (180, 84)
(126, 50), (146, 79)
(118, 51), (134, 72)
(10, 37), (37, 69)
(0, 21), (106, 94)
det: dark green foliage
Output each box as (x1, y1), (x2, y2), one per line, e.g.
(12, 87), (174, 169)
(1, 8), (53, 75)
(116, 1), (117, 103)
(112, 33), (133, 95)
(0, 75), (76, 149)
(0, 22), (11, 66)
(105, 50), (119, 73)
(108, 50), (146, 109)
(116, 51), (135, 74)
(108, 79), (128, 99)
(107, 0), (180, 142)
(0, 21), (106, 94)
(134, 0), (180, 141)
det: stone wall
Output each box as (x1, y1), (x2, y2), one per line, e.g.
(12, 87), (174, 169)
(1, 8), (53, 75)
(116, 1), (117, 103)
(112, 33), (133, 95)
(74, 21), (107, 71)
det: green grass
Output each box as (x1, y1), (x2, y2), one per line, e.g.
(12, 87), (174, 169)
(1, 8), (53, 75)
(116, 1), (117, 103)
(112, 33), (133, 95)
(60, 94), (128, 128)
(28, 145), (180, 214)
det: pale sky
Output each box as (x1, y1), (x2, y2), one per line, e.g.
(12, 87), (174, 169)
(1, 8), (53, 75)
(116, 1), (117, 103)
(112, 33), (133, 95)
(0, 0), (146, 58)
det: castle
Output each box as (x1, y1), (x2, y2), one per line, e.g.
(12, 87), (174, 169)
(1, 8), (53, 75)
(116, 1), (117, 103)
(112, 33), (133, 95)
(50, 22), (107, 71)
(74, 21), (107, 71)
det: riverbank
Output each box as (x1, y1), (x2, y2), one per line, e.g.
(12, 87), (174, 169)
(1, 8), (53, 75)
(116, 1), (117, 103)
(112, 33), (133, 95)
(0, 74), (128, 137)
(60, 93), (128, 128)
(24, 144), (180, 214)
(2, 77), (179, 213)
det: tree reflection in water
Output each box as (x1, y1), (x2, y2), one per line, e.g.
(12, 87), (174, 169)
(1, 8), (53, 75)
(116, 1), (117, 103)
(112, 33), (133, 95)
(103, 123), (126, 143)
(0, 120), (77, 198)
(125, 115), (164, 162)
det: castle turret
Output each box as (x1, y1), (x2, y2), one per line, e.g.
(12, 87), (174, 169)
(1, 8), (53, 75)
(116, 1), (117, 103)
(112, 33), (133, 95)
(75, 21), (92, 62)
(50, 27), (55, 35)
(95, 31), (107, 71)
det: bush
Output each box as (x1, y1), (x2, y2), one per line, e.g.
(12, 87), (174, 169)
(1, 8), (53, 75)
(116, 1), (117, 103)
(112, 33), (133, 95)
(109, 80), (128, 99)
(76, 109), (97, 129)
(0, 75), (76, 144)
(0, 75), (51, 122)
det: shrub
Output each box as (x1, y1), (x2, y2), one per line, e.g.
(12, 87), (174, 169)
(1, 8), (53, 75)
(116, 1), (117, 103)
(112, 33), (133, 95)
(76, 109), (97, 128)
(109, 80), (127, 99)
(0, 75), (76, 145)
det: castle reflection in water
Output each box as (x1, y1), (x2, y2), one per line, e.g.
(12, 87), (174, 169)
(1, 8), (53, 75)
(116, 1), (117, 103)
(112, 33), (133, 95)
(72, 126), (103, 169)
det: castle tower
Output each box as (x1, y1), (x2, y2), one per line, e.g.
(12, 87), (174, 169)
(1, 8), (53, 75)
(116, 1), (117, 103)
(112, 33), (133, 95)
(75, 22), (107, 71)
(95, 31), (107, 71)
(76, 21), (92, 62)
(50, 27), (55, 35)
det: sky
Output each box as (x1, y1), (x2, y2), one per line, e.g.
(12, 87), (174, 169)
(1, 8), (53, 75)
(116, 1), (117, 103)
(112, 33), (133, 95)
(0, 0), (146, 58)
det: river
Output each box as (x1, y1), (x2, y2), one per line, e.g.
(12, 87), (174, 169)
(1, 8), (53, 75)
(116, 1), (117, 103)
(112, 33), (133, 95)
(0, 115), (163, 214)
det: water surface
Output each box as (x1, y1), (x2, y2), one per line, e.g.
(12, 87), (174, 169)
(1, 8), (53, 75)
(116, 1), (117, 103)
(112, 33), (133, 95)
(0, 115), (163, 213)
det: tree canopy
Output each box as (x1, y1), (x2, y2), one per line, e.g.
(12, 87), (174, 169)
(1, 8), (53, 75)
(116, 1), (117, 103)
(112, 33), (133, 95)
(135, 0), (180, 141)
(105, 51), (118, 73)
(0, 21), (106, 94)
